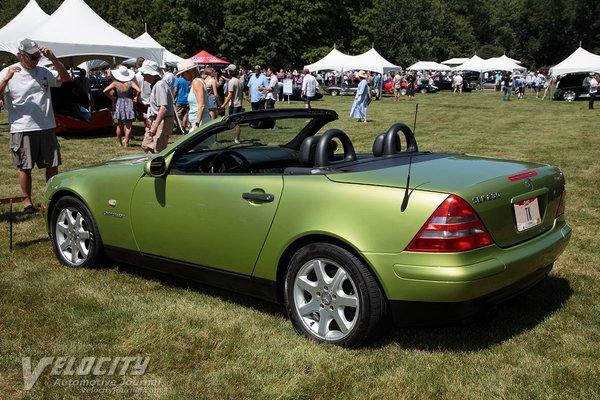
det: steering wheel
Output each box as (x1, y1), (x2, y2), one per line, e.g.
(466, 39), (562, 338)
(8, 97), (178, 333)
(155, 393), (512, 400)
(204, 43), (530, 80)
(208, 150), (251, 173)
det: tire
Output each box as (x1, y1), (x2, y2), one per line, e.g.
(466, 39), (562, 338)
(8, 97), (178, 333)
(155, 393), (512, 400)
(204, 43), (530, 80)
(50, 196), (103, 268)
(400, 88), (407, 96)
(563, 90), (576, 102)
(330, 89), (339, 96)
(284, 243), (388, 348)
(420, 88), (427, 94)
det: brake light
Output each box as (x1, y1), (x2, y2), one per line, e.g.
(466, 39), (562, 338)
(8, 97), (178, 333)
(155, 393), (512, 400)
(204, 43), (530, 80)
(406, 195), (494, 252)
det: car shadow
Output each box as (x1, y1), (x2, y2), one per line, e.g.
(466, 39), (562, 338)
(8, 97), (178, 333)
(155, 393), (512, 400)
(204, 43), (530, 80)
(109, 262), (287, 319)
(374, 275), (572, 351)
(109, 262), (571, 350)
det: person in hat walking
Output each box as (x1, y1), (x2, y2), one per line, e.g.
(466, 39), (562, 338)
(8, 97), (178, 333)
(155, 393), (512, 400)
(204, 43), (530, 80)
(103, 65), (140, 147)
(301, 68), (318, 109)
(175, 60), (211, 130)
(140, 61), (175, 154)
(349, 70), (371, 123)
(0, 39), (71, 213)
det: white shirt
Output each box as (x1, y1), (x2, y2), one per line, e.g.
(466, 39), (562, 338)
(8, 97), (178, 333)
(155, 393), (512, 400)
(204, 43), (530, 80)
(453, 75), (463, 85)
(265, 75), (278, 101)
(590, 77), (598, 94)
(302, 74), (318, 97)
(0, 63), (60, 133)
(135, 72), (151, 105)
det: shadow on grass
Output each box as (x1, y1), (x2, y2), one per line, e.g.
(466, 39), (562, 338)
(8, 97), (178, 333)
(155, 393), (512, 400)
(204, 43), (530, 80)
(109, 261), (571, 350)
(378, 276), (572, 351)
(110, 262), (287, 319)
(56, 124), (146, 140)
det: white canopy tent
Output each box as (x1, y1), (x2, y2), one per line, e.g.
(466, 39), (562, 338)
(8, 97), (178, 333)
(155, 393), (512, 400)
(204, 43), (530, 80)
(500, 54), (521, 64)
(481, 56), (526, 72)
(451, 55), (487, 72)
(127, 32), (183, 67)
(0, 0), (49, 54)
(406, 61), (450, 71)
(549, 47), (600, 77)
(442, 57), (470, 66)
(1, 0), (164, 67)
(304, 47), (401, 74)
(303, 48), (354, 72)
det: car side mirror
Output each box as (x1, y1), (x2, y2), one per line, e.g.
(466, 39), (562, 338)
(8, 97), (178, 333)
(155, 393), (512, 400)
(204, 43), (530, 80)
(144, 156), (167, 177)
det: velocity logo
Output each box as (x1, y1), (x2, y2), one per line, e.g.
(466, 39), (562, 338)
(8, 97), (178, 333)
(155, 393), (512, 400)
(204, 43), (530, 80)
(22, 356), (150, 391)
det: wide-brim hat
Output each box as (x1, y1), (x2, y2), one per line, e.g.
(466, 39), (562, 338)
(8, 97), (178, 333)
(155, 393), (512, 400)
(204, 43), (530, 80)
(176, 59), (198, 76)
(356, 70), (368, 79)
(111, 65), (135, 82)
(139, 60), (162, 77)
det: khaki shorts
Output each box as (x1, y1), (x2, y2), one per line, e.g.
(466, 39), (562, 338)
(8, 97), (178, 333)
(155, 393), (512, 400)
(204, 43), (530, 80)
(141, 116), (174, 153)
(10, 129), (62, 170)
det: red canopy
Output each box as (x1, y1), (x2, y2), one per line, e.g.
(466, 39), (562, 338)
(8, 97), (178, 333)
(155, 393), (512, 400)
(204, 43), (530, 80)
(188, 50), (230, 65)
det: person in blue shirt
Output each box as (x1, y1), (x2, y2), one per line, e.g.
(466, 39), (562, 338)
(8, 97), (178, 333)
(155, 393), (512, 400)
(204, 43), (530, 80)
(173, 74), (191, 132)
(247, 65), (269, 110)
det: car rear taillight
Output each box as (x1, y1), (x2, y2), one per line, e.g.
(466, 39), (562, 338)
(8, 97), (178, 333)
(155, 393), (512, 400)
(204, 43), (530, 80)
(406, 195), (494, 252)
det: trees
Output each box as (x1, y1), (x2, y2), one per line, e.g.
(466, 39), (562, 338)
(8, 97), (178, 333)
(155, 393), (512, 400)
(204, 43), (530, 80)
(0, 0), (598, 70)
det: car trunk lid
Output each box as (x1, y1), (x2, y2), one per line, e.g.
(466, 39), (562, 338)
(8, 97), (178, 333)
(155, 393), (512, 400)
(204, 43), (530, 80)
(327, 154), (565, 248)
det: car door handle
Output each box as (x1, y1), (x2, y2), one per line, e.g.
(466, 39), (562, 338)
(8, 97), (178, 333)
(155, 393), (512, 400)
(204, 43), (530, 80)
(242, 193), (275, 202)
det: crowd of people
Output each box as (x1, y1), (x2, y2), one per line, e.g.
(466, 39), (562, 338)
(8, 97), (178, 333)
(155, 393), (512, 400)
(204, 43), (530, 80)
(1, 38), (598, 213)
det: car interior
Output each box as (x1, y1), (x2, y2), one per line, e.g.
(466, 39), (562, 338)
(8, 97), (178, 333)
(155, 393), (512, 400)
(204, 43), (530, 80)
(169, 110), (424, 176)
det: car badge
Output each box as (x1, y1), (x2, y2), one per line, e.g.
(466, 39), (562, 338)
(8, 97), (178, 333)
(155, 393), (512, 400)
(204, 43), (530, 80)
(525, 178), (534, 191)
(108, 199), (117, 207)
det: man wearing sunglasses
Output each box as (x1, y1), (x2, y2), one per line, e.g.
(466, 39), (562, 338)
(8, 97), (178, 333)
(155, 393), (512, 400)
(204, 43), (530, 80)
(0, 38), (71, 213)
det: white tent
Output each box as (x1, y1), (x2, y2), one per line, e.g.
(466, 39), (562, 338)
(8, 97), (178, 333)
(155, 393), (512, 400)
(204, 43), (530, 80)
(304, 48), (354, 72)
(2, 0), (164, 67)
(304, 47), (401, 74)
(451, 55), (487, 72)
(351, 48), (402, 74)
(500, 54), (521, 64)
(406, 61), (450, 71)
(481, 56), (526, 72)
(0, 0), (49, 54)
(132, 32), (183, 67)
(549, 47), (600, 77)
(442, 57), (470, 66)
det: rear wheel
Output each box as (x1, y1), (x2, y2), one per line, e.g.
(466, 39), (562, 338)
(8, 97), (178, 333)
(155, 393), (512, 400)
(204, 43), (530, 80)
(400, 88), (407, 96)
(284, 243), (388, 348)
(563, 90), (576, 102)
(420, 88), (428, 94)
(50, 196), (103, 268)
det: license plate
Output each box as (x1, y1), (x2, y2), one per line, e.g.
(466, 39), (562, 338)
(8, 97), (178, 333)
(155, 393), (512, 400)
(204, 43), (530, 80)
(514, 197), (542, 232)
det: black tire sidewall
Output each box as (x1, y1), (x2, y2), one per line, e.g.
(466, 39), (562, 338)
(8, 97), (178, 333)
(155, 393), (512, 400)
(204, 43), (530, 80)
(50, 196), (103, 268)
(284, 242), (385, 348)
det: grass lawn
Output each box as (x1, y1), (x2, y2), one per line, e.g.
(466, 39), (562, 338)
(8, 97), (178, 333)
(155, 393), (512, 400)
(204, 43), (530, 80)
(0, 90), (598, 399)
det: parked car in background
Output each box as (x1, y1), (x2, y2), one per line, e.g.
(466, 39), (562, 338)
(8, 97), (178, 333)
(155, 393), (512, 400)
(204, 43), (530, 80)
(553, 74), (591, 102)
(323, 82), (376, 97)
(432, 76), (473, 92)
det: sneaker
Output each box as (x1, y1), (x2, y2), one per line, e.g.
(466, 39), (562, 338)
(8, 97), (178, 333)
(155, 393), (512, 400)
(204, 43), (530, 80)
(234, 139), (240, 144)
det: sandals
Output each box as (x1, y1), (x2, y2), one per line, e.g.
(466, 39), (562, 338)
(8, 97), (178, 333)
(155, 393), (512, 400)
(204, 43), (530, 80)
(24, 205), (37, 214)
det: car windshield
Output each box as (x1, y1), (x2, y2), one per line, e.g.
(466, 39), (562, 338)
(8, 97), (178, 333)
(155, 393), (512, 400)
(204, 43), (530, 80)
(188, 116), (315, 153)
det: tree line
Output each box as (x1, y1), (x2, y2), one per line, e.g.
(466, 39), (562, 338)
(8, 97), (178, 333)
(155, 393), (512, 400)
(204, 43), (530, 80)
(1, 0), (599, 70)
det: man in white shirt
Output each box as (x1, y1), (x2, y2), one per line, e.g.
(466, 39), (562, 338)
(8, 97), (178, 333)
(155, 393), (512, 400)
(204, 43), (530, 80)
(0, 39), (71, 213)
(264, 66), (279, 109)
(589, 73), (598, 110)
(301, 68), (318, 109)
(453, 73), (463, 94)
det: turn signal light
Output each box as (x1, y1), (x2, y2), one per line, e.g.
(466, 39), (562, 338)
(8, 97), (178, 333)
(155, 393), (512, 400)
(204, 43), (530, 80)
(406, 195), (494, 252)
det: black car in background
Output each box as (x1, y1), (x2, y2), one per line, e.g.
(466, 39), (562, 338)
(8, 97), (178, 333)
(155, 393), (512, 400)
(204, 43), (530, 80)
(553, 74), (591, 101)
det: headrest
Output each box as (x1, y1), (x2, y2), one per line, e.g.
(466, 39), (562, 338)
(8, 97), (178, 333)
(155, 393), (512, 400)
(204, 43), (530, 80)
(299, 136), (320, 167)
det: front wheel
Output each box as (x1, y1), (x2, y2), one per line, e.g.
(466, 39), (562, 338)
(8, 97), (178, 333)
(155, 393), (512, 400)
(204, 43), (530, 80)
(50, 196), (103, 268)
(284, 243), (388, 348)
(329, 89), (339, 96)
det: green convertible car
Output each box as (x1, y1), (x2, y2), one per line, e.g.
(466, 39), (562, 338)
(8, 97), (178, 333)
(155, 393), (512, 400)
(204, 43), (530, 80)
(43, 108), (571, 347)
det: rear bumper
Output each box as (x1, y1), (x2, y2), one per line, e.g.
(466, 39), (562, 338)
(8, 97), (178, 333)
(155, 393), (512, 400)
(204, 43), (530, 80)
(362, 220), (571, 319)
(388, 263), (553, 326)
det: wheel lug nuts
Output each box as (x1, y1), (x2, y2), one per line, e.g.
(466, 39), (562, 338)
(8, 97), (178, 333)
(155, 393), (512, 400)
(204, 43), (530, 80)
(320, 304), (324, 308)
(329, 306), (334, 311)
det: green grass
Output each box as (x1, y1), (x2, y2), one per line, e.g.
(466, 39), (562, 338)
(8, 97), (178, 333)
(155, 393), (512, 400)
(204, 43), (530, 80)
(1, 91), (599, 399)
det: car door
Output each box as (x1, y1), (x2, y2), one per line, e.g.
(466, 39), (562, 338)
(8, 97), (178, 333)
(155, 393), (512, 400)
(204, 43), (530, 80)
(129, 173), (283, 275)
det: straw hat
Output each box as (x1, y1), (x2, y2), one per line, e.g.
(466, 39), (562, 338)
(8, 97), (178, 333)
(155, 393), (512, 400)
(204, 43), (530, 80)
(111, 65), (135, 82)
(176, 59), (198, 76)
(356, 70), (368, 79)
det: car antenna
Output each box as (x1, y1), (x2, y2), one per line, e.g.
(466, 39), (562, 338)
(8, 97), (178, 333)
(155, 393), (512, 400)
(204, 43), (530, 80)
(401, 103), (418, 212)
